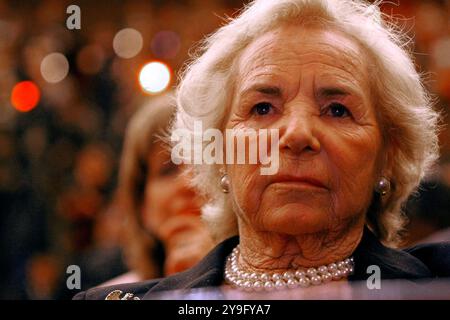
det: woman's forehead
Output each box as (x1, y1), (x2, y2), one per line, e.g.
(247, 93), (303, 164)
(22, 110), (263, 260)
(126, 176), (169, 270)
(235, 25), (369, 92)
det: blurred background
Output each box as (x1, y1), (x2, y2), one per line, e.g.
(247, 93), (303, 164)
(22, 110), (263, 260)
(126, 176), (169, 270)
(0, 0), (449, 299)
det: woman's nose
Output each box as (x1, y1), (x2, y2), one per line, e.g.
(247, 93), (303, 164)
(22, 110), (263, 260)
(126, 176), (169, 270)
(278, 108), (321, 156)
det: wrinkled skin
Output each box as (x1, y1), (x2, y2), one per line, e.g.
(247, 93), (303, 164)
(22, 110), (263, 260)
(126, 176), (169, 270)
(224, 25), (386, 272)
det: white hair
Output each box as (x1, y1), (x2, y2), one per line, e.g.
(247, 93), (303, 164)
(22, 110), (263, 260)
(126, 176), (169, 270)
(173, 0), (440, 246)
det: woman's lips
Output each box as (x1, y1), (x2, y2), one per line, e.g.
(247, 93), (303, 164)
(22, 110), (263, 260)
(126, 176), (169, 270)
(270, 175), (328, 190)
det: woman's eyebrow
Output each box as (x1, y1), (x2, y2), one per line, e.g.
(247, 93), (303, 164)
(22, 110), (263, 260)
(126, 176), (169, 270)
(317, 87), (349, 98)
(316, 80), (365, 100)
(240, 84), (282, 98)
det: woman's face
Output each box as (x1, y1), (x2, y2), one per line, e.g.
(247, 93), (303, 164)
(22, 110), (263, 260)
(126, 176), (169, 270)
(225, 25), (384, 236)
(141, 141), (203, 240)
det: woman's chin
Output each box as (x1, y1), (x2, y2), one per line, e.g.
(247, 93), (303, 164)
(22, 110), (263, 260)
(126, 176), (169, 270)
(261, 206), (331, 236)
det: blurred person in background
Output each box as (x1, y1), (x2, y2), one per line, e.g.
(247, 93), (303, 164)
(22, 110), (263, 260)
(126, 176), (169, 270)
(101, 93), (214, 286)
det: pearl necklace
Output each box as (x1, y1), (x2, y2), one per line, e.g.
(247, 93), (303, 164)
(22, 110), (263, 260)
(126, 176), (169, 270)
(224, 245), (354, 291)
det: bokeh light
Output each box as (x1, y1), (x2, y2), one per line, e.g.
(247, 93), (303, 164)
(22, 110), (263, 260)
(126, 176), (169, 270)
(138, 61), (172, 94)
(151, 31), (181, 59)
(113, 28), (143, 59)
(10, 81), (41, 112)
(40, 52), (70, 83)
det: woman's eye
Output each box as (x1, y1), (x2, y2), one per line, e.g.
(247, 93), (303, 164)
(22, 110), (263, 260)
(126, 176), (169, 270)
(251, 102), (274, 116)
(326, 103), (351, 118)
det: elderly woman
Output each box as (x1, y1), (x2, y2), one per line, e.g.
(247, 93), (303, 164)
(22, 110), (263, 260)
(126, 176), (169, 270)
(75, 0), (449, 299)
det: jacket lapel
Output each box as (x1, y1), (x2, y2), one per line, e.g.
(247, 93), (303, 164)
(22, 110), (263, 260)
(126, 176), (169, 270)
(349, 227), (432, 281)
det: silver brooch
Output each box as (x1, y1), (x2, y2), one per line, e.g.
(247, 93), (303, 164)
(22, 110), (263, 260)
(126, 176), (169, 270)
(105, 290), (140, 300)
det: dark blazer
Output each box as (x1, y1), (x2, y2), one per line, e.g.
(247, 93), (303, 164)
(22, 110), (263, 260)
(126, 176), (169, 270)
(73, 228), (450, 300)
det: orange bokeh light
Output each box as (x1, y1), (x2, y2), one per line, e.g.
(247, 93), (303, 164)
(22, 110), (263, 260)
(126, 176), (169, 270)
(11, 81), (41, 112)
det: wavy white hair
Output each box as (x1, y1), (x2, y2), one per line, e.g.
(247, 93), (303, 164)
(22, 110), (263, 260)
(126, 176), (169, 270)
(172, 0), (440, 246)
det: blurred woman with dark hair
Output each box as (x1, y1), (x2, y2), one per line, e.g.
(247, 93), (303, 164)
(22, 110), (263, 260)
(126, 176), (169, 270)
(102, 93), (213, 286)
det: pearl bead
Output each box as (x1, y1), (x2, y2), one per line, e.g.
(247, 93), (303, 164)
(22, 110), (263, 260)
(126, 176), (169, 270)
(272, 273), (282, 281)
(328, 263), (338, 272)
(298, 277), (310, 287)
(295, 270), (306, 279)
(287, 279), (298, 289)
(332, 270), (342, 280)
(337, 261), (347, 270)
(250, 272), (258, 280)
(306, 268), (317, 277)
(318, 266), (328, 274)
(283, 271), (294, 279)
(321, 272), (332, 283)
(253, 281), (263, 291)
(310, 275), (322, 285)
(260, 273), (269, 281)
(264, 281), (274, 291)
(275, 280), (285, 290)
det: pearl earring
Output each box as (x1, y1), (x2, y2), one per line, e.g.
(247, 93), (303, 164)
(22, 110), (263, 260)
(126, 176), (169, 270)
(375, 177), (391, 196)
(220, 174), (230, 193)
